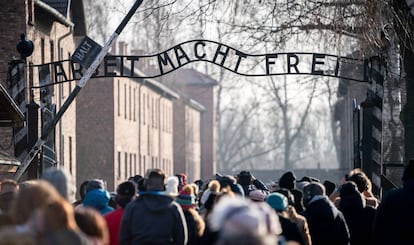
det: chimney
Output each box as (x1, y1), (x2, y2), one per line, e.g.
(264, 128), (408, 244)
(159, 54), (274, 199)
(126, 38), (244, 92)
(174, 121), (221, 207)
(118, 41), (128, 55)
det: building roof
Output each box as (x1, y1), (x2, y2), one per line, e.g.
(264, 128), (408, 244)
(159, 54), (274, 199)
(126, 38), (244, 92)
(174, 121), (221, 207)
(167, 68), (219, 86)
(0, 82), (25, 128)
(36, 0), (87, 36)
(41, 0), (70, 17)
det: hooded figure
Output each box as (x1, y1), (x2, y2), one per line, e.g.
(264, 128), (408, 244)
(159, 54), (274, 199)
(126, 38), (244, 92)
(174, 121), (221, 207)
(303, 182), (349, 245)
(339, 182), (375, 245)
(279, 171), (304, 213)
(83, 188), (114, 215)
(119, 168), (188, 245)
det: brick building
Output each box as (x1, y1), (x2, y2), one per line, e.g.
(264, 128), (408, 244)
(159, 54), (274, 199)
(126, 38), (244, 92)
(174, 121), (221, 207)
(165, 69), (218, 180)
(76, 42), (179, 190)
(0, 0), (86, 180)
(0, 1), (217, 189)
(173, 95), (204, 183)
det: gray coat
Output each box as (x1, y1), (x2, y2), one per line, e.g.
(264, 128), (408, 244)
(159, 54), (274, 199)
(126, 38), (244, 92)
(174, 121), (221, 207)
(119, 192), (188, 245)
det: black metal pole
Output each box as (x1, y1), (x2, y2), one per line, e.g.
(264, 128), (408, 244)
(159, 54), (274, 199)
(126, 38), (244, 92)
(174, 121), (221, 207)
(14, 0), (144, 180)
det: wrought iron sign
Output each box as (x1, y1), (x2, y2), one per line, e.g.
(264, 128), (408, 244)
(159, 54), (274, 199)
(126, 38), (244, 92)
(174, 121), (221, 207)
(32, 39), (366, 88)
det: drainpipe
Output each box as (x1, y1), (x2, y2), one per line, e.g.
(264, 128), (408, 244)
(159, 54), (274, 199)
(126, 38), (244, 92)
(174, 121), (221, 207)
(57, 26), (73, 169)
(138, 82), (143, 174)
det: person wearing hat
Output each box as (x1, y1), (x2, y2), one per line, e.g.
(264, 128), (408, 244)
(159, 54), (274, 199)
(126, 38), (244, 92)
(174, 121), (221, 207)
(82, 178), (114, 215)
(119, 168), (188, 245)
(302, 182), (349, 245)
(236, 171), (269, 196)
(176, 184), (205, 245)
(266, 192), (306, 245)
(104, 181), (136, 245)
(278, 171), (304, 213)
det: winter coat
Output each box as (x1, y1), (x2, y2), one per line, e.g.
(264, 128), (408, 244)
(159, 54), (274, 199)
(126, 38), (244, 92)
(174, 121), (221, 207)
(40, 228), (91, 245)
(119, 192), (188, 245)
(373, 179), (414, 245)
(286, 206), (312, 245)
(183, 209), (203, 245)
(83, 189), (114, 215)
(279, 215), (306, 245)
(339, 187), (376, 245)
(104, 207), (124, 245)
(304, 196), (349, 245)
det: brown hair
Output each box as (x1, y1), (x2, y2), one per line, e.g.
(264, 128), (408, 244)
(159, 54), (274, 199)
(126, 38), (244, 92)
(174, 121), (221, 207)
(74, 207), (109, 245)
(42, 196), (79, 231)
(10, 180), (60, 225)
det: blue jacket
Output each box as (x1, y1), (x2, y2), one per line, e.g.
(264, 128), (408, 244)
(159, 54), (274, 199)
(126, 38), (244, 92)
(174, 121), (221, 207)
(83, 189), (114, 215)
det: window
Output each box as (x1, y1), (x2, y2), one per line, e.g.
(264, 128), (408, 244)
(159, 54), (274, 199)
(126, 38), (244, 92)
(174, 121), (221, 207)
(41, 38), (45, 64)
(133, 88), (136, 121)
(129, 153), (133, 176)
(143, 93), (146, 125)
(125, 152), (128, 179)
(117, 80), (120, 116)
(134, 154), (137, 175)
(61, 136), (65, 167)
(50, 40), (54, 62)
(129, 86), (132, 120)
(28, 0), (34, 24)
(118, 152), (121, 179)
(69, 136), (72, 174)
(124, 84), (127, 119)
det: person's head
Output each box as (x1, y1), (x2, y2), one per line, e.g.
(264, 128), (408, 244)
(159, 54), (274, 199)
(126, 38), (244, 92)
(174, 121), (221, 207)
(85, 179), (105, 193)
(266, 192), (288, 213)
(40, 196), (78, 232)
(209, 196), (281, 245)
(323, 180), (336, 197)
(115, 181), (136, 208)
(176, 184), (196, 209)
(10, 180), (60, 225)
(145, 168), (166, 191)
(302, 182), (326, 208)
(41, 168), (76, 203)
(278, 171), (296, 190)
(347, 172), (370, 193)
(273, 188), (294, 206)
(164, 176), (179, 196)
(74, 207), (109, 245)
(249, 190), (267, 202)
(237, 171), (253, 185)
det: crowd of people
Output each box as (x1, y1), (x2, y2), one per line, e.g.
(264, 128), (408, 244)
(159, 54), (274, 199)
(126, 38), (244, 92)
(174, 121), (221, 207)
(0, 160), (413, 245)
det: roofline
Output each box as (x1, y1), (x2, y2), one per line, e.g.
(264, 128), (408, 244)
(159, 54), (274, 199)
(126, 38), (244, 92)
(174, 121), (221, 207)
(0, 82), (25, 127)
(187, 98), (205, 112)
(35, 0), (74, 28)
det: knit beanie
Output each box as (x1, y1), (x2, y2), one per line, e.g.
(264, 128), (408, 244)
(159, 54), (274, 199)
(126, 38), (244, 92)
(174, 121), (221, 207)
(176, 185), (196, 209)
(266, 192), (288, 212)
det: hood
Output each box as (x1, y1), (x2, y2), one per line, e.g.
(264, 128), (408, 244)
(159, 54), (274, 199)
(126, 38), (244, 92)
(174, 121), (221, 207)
(279, 171), (296, 190)
(339, 192), (365, 211)
(306, 196), (340, 221)
(140, 192), (174, 212)
(83, 189), (111, 210)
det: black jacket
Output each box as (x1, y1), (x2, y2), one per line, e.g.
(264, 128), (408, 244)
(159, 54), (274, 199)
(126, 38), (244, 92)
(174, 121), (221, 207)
(373, 179), (414, 245)
(339, 189), (376, 245)
(304, 196), (349, 245)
